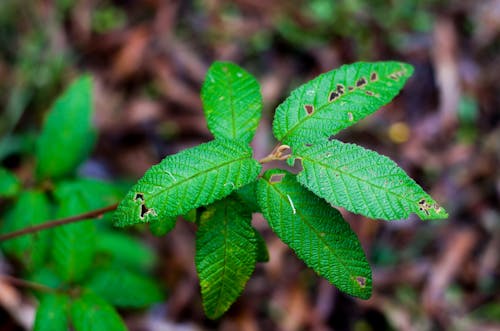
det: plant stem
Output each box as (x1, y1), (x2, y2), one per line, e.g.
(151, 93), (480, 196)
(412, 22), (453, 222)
(258, 144), (291, 164)
(0, 274), (58, 294)
(0, 203), (118, 242)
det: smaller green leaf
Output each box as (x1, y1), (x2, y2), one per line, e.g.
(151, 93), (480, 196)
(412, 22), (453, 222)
(52, 188), (96, 283)
(114, 139), (261, 227)
(0, 167), (20, 198)
(195, 198), (257, 319)
(36, 75), (96, 179)
(34, 294), (70, 331)
(254, 229), (269, 263)
(85, 267), (163, 308)
(257, 169), (372, 299)
(95, 231), (156, 272)
(0, 190), (51, 270)
(149, 216), (177, 236)
(202, 61), (263, 143)
(294, 139), (448, 220)
(71, 291), (127, 331)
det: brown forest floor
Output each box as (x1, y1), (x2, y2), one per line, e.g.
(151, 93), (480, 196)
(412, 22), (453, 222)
(0, 1), (499, 330)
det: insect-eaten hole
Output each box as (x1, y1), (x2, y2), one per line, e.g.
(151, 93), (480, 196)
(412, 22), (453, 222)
(355, 276), (367, 287)
(336, 84), (345, 95)
(139, 204), (157, 219)
(328, 91), (339, 102)
(365, 90), (374, 96)
(140, 204), (149, 218)
(356, 77), (367, 87)
(134, 192), (157, 219)
(304, 104), (315, 115)
(370, 72), (378, 81)
(417, 198), (442, 216)
(270, 173), (285, 183)
(328, 135), (335, 141)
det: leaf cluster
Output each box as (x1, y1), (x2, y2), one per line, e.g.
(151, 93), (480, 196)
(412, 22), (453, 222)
(0, 77), (163, 330)
(114, 61), (447, 319)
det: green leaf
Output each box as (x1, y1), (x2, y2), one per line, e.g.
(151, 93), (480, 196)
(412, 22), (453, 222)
(71, 291), (127, 331)
(256, 169), (372, 299)
(235, 181), (260, 213)
(113, 139), (261, 227)
(95, 231), (156, 272)
(0, 190), (51, 270)
(52, 187), (96, 283)
(0, 167), (20, 198)
(55, 179), (124, 228)
(295, 140), (448, 220)
(34, 294), (70, 331)
(85, 267), (163, 308)
(254, 229), (269, 263)
(57, 178), (123, 210)
(273, 62), (413, 146)
(149, 216), (177, 236)
(36, 75), (95, 179)
(195, 198), (257, 319)
(201, 61), (263, 143)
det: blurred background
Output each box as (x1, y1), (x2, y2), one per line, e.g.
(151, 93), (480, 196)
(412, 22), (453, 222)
(0, 0), (499, 330)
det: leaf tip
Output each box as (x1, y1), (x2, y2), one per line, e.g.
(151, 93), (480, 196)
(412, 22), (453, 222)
(416, 198), (448, 220)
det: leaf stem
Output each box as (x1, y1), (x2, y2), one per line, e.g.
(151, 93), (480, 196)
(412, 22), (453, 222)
(258, 144), (291, 164)
(0, 274), (59, 294)
(0, 203), (118, 242)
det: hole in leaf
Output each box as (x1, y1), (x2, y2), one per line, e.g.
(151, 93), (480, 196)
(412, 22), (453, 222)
(370, 72), (378, 81)
(356, 276), (367, 287)
(365, 90), (374, 96)
(356, 77), (367, 87)
(328, 92), (339, 102)
(270, 173), (285, 183)
(134, 193), (145, 202)
(304, 143), (313, 147)
(140, 204), (149, 218)
(348, 112), (354, 122)
(417, 198), (443, 216)
(304, 104), (314, 115)
(348, 86), (354, 91)
(328, 135), (335, 141)
(336, 84), (345, 95)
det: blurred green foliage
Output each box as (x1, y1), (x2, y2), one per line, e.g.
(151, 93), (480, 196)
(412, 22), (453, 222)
(0, 76), (163, 330)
